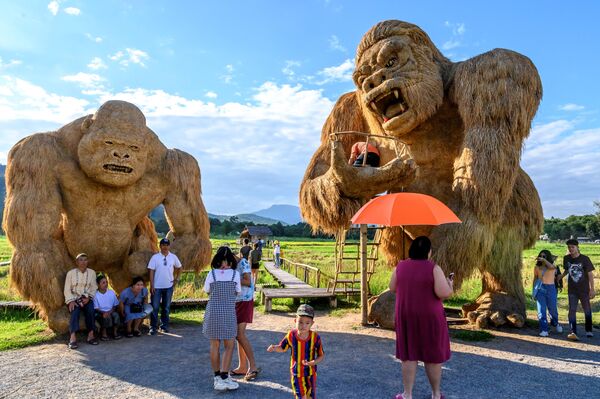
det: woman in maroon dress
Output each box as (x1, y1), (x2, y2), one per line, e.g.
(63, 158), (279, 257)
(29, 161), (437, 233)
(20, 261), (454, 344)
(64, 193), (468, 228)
(389, 236), (453, 399)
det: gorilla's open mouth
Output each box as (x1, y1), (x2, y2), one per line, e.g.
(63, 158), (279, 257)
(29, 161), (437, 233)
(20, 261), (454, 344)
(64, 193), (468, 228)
(103, 164), (133, 174)
(370, 89), (408, 123)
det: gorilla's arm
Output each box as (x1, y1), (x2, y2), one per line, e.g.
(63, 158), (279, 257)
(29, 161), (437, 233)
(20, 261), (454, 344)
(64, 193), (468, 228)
(2, 134), (73, 309)
(432, 49), (542, 281)
(299, 92), (416, 233)
(162, 149), (212, 271)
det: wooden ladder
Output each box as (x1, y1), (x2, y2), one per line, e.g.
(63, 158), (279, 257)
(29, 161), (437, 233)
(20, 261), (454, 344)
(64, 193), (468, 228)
(328, 226), (384, 295)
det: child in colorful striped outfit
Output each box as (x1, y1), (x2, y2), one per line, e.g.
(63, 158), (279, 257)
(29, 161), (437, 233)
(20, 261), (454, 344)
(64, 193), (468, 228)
(267, 304), (325, 399)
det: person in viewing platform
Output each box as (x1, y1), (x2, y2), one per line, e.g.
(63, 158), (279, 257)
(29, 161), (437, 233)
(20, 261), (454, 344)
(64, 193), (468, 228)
(64, 253), (98, 349)
(267, 304), (325, 399)
(203, 246), (241, 392)
(532, 249), (563, 337)
(230, 254), (261, 381)
(93, 274), (122, 341)
(239, 238), (252, 261)
(273, 240), (281, 267)
(348, 141), (380, 167)
(119, 276), (151, 338)
(560, 239), (595, 341)
(249, 242), (262, 282)
(148, 237), (182, 335)
(389, 236), (453, 399)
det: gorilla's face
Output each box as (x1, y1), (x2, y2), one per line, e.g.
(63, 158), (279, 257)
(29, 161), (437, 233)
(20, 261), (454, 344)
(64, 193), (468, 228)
(78, 121), (149, 187)
(353, 36), (445, 138)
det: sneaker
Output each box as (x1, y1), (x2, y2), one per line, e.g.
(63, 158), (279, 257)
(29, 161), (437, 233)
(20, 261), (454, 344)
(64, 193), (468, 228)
(159, 327), (169, 333)
(555, 324), (563, 333)
(567, 332), (579, 341)
(221, 376), (239, 391)
(214, 377), (227, 391)
(539, 331), (548, 337)
(586, 331), (594, 338)
(148, 329), (157, 336)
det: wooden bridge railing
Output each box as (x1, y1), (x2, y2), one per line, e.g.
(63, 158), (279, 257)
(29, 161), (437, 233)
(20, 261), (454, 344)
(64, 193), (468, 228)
(279, 257), (332, 288)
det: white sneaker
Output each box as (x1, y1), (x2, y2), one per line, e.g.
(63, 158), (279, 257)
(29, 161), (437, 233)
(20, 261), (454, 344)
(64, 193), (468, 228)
(586, 331), (594, 338)
(555, 324), (563, 333)
(221, 376), (239, 390)
(567, 332), (579, 341)
(539, 331), (548, 337)
(214, 376), (227, 391)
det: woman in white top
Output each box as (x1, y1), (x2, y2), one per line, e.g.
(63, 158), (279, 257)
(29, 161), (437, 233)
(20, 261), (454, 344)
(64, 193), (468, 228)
(273, 240), (281, 267)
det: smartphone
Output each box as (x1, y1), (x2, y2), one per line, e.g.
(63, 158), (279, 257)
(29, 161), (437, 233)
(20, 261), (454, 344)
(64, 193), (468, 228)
(448, 272), (455, 280)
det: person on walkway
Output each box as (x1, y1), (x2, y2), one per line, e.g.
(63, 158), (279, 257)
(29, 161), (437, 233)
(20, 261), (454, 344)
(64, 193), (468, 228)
(231, 255), (261, 381)
(348, 141), (380, 167)
(93, 274), (122, 341)
(119, 276), (151, 338)
(267, 304), (325, 399)
(273, 240), (281, 268)
(239, 238), (252, 261)
(532, 249), (562, 337)
(560, 239), (596, 341)
(249, 242), (262, 282)
(64, 253), (98, 349)
(148, 237), (182, 335)
(203, 246), (241, 392)
(389, 236), (452, 399)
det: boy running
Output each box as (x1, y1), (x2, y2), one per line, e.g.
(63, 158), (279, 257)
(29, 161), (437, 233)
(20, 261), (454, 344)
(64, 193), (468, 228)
(267, 304), (325, 399)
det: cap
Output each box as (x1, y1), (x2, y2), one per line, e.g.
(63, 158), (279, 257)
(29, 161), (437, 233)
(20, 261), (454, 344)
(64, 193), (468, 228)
(296, 304), (315, 318)
(75, 253), (88, 260)
(159, 238), (170, 245)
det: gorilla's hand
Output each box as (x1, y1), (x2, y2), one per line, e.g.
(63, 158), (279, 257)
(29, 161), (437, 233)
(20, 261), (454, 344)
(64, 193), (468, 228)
(329, 140), (417, 199)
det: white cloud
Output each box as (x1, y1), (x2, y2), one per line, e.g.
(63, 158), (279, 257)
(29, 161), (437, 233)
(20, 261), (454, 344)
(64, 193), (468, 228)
(282, 60), (301, 78)
(316, 59), (354, 84)
(0, 57), (22, 69)
(523, 120), (600, 217)
(559, 103), (584, 111)
(109, 48), (149, 68)
(61, 72), (105, 88)
(444, 21), (466, 36)
(329, 35), (346, 52)
(0, 76), (89, 124)
(48, 1), (59, 16)
(442, 40), (461, 50)
(87, 57), (107, 70)
(64, 7), (81, 16)
(205, 91), (217, 99)
(85, 33), (103, 43)
(221, 64), (235, 84)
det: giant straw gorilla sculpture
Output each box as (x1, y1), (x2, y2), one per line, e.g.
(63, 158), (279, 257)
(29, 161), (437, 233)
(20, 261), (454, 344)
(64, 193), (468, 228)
(3, 100), (212, 332)
(300, 20), (543, 327)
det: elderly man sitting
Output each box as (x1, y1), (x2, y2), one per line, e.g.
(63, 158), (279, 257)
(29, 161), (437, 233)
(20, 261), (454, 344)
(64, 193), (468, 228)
(64, 253), (98, 349)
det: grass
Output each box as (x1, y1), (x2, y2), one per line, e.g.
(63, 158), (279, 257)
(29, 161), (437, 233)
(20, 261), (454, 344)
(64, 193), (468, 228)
(1, 235), (599, 349)
(0, 308), (56, 351)
(449, 328), (495, 342)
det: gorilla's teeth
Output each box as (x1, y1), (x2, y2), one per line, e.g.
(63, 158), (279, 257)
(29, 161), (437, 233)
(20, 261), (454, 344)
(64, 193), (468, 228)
(370, 102), (378, 112)
(399, 103), (405, 112)
(394, 90), (399, 99)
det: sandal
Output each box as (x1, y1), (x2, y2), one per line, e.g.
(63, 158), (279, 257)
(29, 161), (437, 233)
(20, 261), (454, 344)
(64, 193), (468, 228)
(68, 341), (78, 349)
(133, 330), (142, 337)
(87, 338), (99, 345)
(244, 368), (261, 381)
(229, 370), (247, 376)
(100, 336), (110, 341)
(114, 334), (123, 340)
(125, 332), (133, 338)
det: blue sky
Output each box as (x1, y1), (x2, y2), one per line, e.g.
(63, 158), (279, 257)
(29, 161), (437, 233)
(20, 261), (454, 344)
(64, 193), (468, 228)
(0, 1), (599, 217)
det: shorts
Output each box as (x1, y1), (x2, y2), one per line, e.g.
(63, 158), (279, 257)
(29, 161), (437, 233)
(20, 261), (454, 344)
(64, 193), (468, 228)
(251, 262), (260, 270)
(235, 300), (254, 324)
(291, 374), (317, 399)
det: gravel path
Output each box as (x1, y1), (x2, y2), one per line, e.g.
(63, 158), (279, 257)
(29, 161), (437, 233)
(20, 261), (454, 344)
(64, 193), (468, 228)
(0, 311), (599, 398)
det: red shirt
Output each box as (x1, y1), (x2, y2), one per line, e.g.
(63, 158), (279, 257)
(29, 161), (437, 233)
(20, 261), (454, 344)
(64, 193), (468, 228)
(351, 142), (380, 157)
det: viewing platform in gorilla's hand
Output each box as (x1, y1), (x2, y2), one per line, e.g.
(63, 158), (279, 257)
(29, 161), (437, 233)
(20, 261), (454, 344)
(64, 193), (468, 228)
(260, 261), (338, 311)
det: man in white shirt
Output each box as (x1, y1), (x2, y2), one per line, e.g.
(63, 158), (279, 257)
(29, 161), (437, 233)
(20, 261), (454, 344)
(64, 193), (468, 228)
(148, 238), (182, 335)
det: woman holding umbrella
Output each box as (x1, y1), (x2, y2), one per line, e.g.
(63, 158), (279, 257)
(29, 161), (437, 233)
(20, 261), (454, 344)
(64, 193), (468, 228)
(389, 236), (453, 399)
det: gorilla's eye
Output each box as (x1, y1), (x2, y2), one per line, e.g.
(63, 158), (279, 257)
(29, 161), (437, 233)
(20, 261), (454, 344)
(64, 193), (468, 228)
(129, 145), (140, 151)
(385, 57), (397, 68)
(105, 141), (113, 145)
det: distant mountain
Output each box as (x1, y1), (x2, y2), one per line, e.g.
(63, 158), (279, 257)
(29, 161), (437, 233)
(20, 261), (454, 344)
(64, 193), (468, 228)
(252, 204), (302, 225)
(208, 212), (284, 225)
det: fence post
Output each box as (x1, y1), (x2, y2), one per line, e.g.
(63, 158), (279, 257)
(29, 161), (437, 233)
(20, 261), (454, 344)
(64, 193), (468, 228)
(316, 270), (321, 288)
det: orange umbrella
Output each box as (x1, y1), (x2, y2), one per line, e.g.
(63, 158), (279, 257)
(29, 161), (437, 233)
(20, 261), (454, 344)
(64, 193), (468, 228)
(351, 192), (461, 226)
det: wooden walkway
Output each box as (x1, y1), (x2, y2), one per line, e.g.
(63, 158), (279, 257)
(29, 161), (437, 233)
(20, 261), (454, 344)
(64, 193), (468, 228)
(260, 261), (337, 311)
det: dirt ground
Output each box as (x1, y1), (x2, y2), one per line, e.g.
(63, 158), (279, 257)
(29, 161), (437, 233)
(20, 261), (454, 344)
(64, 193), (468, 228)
(0, 310), (599, 399)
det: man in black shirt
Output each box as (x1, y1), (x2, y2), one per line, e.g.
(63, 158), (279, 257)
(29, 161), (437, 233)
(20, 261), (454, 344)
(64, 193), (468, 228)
(560, 239), (596, 340)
